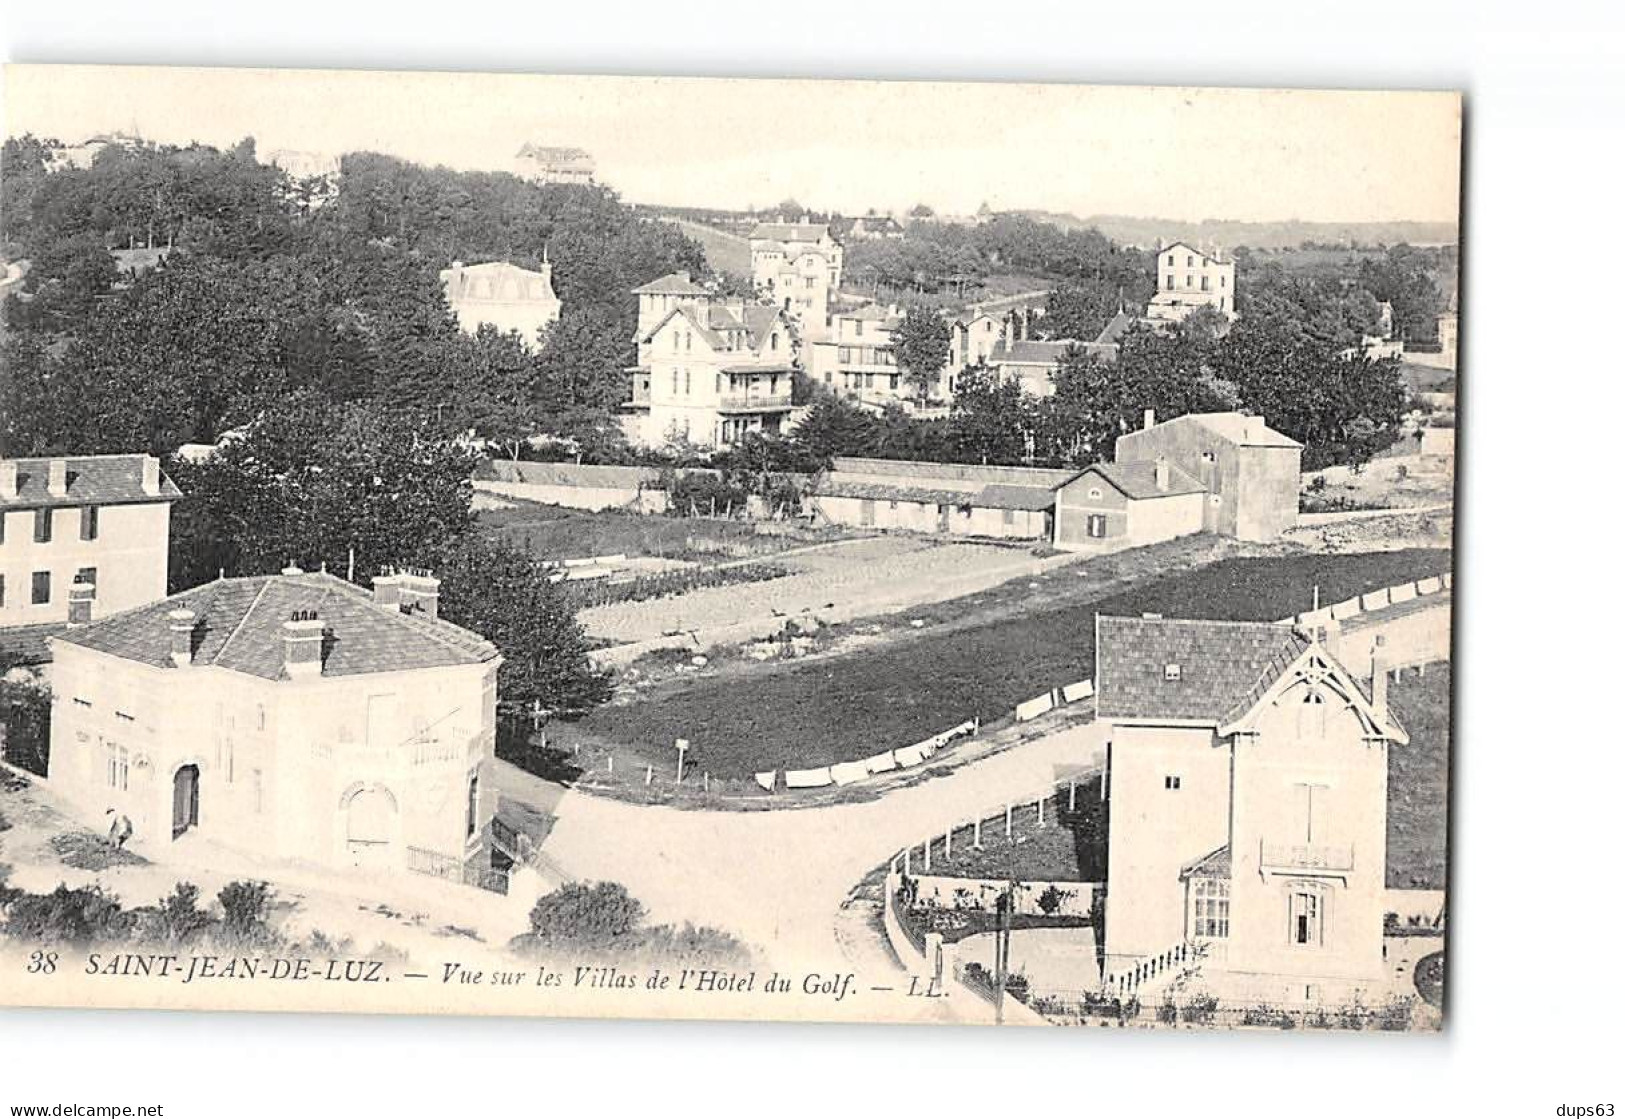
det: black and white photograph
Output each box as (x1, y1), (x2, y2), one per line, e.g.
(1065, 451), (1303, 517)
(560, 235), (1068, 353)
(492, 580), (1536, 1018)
(0, 14), (1615, 1117)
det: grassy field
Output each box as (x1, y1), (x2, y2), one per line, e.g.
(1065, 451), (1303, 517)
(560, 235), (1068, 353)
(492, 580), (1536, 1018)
(1386, 663), (1451, 890)
(915, 778), (1107, 882)
(566, 548), (1452, 779)
(661, 218), (752, 277)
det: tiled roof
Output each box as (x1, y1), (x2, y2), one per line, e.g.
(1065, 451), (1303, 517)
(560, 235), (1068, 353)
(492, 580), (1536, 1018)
(1095, 616), (1308, 723)
(749, 222), (832, 243)
(991, 340), (1082, 365)
(1074, 460), (1206, 501)
(54, 572), (498, 681)
(1179, 844), (1231, 881)
(812, 480), (970, 506)
(632, 271), (709, 296)
(479, 459), (661, 489)
(975, 484), (1057, 511)
(1, 455), (182, 511)
(1093, 309), (1136, 346)
(830, 457), (1075, 488)
(516, 144), (592, 163)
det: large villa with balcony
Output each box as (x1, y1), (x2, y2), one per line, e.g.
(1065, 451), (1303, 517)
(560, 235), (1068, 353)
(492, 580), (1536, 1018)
(1094, 614), (1407, 1008)
(624, 271), (796, 449)
(45, 567), (502, 876)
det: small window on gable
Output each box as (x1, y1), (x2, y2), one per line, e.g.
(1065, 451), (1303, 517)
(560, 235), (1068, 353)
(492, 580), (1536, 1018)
(1087, 487), (1103, 500)
(1164, 663), (1182, 681)
(1165, 775), (1182, 790)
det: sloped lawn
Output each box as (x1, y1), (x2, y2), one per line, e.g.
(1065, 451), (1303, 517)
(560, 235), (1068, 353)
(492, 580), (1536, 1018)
(1386, 663), (1452, 889)
(561, 549), (1451, 780)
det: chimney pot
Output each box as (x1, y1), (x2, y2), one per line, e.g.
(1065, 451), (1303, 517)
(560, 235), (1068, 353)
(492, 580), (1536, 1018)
(47, 458), (68, 497)
(168, 608), (197, 668)
(0, 461), (17, 499)
(397, 570), (441, 622)
(373, 570), (404, 610)
(140, 455), (161, 496)
(1143, 408), (1156, 431)
(281, 563), (304, 576)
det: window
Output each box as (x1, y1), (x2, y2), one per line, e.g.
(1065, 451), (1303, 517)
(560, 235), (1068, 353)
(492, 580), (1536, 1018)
(80, 505), (99, 541)
(1086, 486), (1103, 500)
(1220, 275), (1227, 288)
(1185, 274), (1193, 288)
(1086, 514), (1107, 538)
(1001, 508), (1015, 526)
(770, 333), (779, 351)
(75, 566), (97, 593)
(34, 508), (52, 543)
(1165, 775), (1182, 790)
(466, 774), (480, 838)
(855, 321), (864, 338)
(1290, 889), (1323, 946)
(31, 571), (50, 606)
(105, 744), (129, 791)
(0, 511), (6, 544)
(1200, 275), (1210, 292)
(683, 369), (691, 395)
(1186, 255), (1194, 267)
(1192, 878), (1230, 938)
(253, 769), (264, 814)
(1298, 688), (1328, 737)
(1166, 253), (1175, 265)
(1164, 663), (1182, 681)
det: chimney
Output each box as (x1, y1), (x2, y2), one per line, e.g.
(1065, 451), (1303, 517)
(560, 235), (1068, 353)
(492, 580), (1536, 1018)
(0, 461), (16, 500)
(397, 570), (441, 622)
(1154, 456), (1170, 492)
(372, 569), (405, 611)
(67, 580), (96, 626)
(168, 608), (197, 668)
(282, 609), (325, 679)
(47, 458), (68, 498)
(1371, 635), (1389, 719)
(1143, 408), (1156, 431)
(140, 455), (161, 496)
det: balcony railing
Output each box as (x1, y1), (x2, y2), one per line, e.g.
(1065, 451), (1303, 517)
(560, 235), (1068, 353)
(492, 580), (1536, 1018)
(1259, 840), (1355, 874)
(717, 393), (793, 413)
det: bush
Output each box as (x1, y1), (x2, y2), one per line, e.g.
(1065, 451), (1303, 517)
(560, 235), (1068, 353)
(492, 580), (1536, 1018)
(1180, 992), (1219, 1026)
(145, 882), (213, 946)
(0, 677), (52, 777)
(1157, 999), (1178, 1025)
(526, 882), (645, 948)
(217, 880), (276, 947)
(637, 922), (750, 969)
(1376, 997), (1415, 1031)
(4, 884), (132, 945)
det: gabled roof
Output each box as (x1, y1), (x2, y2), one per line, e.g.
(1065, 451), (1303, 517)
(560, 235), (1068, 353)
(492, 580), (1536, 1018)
(1159, 240), (1228, 264)
(1093, 309), (1136, 346)
(990, 339), (1078, 365)
(632, 271), (709, 296)
(1095, 616), (1309, 723)
(1, 455), (182, 511)
(1096, 615), (1406, 743)
(53, 572), (499, 681)
(749, 222), (833, 243)
(1067, 460), (1205, 500)
(1179, 845), (1231, 881)
(975, 483), (1058, 511)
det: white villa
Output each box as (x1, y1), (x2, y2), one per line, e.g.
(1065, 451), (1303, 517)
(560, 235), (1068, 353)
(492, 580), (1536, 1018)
(1, 454), (181, 631)
(1146, 241), (1237, 324)
(1095, 614), (1407, 1007)
(749, 221), (844, 342)
(46, 568), (502, 875)
(625, 272), (795, 448)
(440, 260), (563, 350)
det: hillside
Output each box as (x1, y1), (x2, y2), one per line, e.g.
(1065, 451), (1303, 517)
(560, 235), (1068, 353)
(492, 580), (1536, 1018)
(1020, 212), (1459, 251)
(659, 217), (752, 277)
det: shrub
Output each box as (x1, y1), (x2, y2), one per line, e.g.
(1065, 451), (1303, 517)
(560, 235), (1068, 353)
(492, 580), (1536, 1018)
(639, 922), (750, 969)
(526, 882), (645, 948)
(1180, 992), (1219, 1026)
(1336, 998), (1369, 1031)
(1376, 997), (1415, 1031)
(1036, 884), (1073, 917)
(4, 884), (132, 946)
(0, 677), (52, 777)
(146, 882), (213, 946)
(217, 880), (276, 947)
(1157, 999), (1178, 1025)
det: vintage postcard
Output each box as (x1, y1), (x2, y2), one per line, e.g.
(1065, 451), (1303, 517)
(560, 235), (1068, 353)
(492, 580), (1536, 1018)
(0, 65), (1459, 1031)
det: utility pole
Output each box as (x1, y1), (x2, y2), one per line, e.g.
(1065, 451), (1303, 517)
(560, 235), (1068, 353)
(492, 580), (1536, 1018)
(994, 884), (1013, 1024)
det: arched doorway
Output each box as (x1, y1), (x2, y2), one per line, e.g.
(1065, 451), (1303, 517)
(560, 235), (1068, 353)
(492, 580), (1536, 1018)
(342, 784), (398, 868)
(172, 764), (200, 838)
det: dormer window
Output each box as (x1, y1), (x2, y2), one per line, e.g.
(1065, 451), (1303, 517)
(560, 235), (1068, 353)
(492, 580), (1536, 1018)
(1164, 663), (1182, 681)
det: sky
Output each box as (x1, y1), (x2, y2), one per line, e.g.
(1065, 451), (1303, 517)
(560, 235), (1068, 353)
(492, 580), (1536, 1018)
(2, 65), (1462, 225)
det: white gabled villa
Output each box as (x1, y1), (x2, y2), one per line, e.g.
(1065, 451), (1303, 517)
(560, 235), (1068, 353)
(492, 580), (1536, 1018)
(1095, 614), (1407, 1007)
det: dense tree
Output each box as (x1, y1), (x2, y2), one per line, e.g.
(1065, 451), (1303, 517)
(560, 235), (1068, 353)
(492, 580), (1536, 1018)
(890, 305), (952, 399)
(948, 365), (1034, 465)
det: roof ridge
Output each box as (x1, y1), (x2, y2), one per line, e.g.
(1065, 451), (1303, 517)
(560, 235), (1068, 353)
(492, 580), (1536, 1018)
(211, 577), (276, 667)
(1098, 614), (1293, 630)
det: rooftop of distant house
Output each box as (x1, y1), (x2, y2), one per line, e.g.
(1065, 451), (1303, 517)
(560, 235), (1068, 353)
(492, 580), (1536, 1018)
(632, 270), (712, 297)
(990, 339), (1117, 365)
(749, 222), (834, 243)
(0, 454), (182, 512)
(1066, 459), (1206, 500)
(52, 569), (499, 681)
(1172, 412), (1301, 449)
(516, 144), (594, 163)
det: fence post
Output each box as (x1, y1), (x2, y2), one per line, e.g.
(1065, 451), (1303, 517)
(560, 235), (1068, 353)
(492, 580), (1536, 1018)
(903, 848), (912, 875)
(1069, 781), (1077, 812)
(607, 754), (614, 774)
(973, 817), (982, 848)
(1036, 798), (1045, 827)
(922, 840), (932, 873)
(1005, 803), (1013, 839)
(645, 764), (653, 786)
(944, 827), (952, 861)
